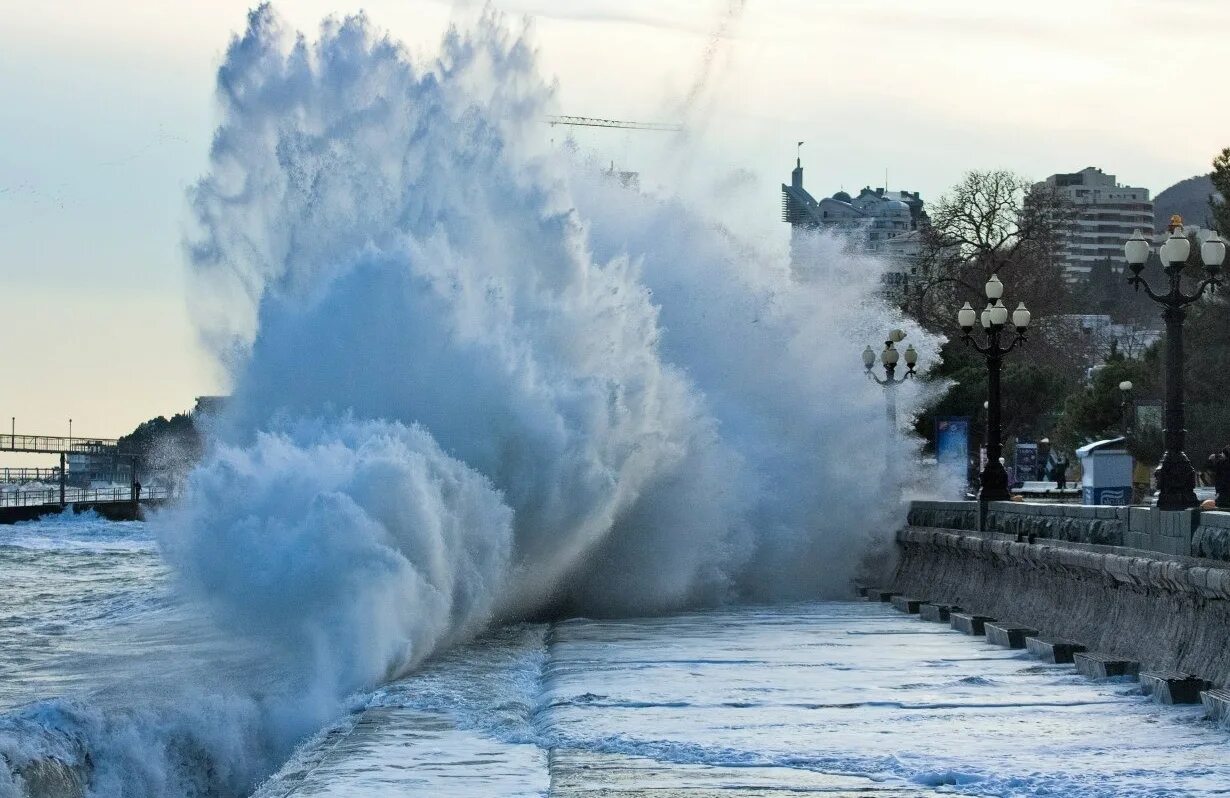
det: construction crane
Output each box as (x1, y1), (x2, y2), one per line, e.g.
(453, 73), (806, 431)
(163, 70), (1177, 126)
(545, 115), (683, 132)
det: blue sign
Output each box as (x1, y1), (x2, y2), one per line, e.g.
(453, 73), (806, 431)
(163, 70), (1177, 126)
(1015, 443), (1038, 481)
(1083, 485), (1130, 506)
(935, 417), (970, 468)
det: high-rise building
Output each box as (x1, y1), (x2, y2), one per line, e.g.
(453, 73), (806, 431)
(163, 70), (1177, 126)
(1039, 167), (1153, 281)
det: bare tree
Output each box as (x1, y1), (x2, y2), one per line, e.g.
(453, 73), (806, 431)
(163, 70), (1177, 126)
(905, 170), (1075, 328)
(904, 170), (1095, 396)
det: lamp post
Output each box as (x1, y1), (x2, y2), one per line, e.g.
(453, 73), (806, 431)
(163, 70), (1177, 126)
(1124, 222), (1227, 510)
(863, 330), (918, 489)
(1118, 380), (1134, 438)
(956, 274), (1031, 504)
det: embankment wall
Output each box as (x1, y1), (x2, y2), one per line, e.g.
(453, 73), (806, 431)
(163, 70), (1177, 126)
(894, 500), (1230, 687)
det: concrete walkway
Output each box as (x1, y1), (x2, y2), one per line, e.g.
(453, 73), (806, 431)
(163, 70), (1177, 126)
(253, 602), (1230, 797)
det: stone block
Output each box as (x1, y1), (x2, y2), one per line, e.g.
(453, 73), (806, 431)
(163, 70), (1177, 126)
(1139, 671), (1208, 705)
(1207, 568), (1230, 599)
(1188, 567), (1214, 598)
(985, 623), (1039, 649)
(1130, 506), (1159, 536)
(1129, 557), (1151, 585)
(950, 613), (994, 636)
(869, 590), (898, 602)
(920, 603), (960, 623)
(890, 596), (924, 614)
(1201, 688), (1230, 723)
(1074, 652), (1140, 680)
(1025, 637), (1086, 664)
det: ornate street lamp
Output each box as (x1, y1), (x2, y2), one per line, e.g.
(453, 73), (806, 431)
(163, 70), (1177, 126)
(863, 329), (918, 486)
(1124, 220), (1227, 510)
(957, 274), (1031, 503)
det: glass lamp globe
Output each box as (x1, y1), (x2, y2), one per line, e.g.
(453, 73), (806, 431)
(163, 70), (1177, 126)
(1202, 234), (1227, 271)
(985, 273), (1004, 300)
(1124, 230), (1150, 270)
(1160, 231), (1191, 266)
(990, 299), (1009, 326)
(957, 302), (976, 331)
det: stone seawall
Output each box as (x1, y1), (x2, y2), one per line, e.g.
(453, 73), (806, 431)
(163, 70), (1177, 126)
(892, 525), (1230, 687)
(909, 499), (1230, 561)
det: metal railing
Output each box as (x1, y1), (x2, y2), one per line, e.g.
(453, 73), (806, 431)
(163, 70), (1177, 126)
(0, 485), (171, 508)
(0, 434), (121, 455)
(0, 468), (62, 483)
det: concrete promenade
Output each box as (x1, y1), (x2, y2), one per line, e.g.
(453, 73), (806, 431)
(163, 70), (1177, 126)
(250, 601), (1230, 797)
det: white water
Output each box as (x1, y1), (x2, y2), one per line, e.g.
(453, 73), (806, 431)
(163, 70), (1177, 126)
(8, 518), (1230, 797)
(3, 5), (948, 796)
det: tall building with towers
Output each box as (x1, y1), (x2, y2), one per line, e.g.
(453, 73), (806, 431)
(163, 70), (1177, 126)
(781, 157), (928, 290)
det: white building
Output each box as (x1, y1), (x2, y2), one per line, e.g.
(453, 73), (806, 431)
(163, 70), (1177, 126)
(1057, 314), (1162, 361)
(1039, 167), (1153, 282)
(781, 158), (927, 293)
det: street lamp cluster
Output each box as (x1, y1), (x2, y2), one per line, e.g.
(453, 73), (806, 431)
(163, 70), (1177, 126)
(859, 219), (1228, 512)
(863, 329), (918, 495)
(1124, 222), (1226, 510)
(957, 274), (1031, 503)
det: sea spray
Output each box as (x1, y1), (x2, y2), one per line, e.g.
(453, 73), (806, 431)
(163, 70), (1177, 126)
(3, 5), (940, 796)
(175, 0), (940, 700)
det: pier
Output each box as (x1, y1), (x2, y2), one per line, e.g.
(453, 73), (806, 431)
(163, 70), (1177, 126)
(0, 432), (166, 523)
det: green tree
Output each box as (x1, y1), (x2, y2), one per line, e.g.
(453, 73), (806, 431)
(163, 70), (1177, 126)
(1211, 148), (1230, 235)
(907, 171), (1087, 454)
(1179, 294), (1230, 467)
(1054, 355), (1158, 453)
(916, 337), (1080, 453)
(117, 413), (203, 479)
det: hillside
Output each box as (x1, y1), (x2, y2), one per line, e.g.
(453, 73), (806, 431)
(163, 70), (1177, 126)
(1154, 174), (1218, 230)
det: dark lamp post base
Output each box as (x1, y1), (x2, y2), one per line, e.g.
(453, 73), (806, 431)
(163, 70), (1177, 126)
(979, 464), (1012, 503)
(1155, 454), (1198, 511)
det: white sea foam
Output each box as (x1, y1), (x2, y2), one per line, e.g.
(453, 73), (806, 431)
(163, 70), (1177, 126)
(4, 5), (941, 795)
(171, 0), (935, 688)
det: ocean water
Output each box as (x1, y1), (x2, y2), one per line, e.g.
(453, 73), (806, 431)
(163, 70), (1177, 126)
(5, 7), (1222, 798)
(6, 513), (1230, 797)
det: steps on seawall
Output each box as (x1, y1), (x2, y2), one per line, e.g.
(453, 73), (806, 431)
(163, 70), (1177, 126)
(950, 613), (994, 636)
(890, 596), (924, 614)
(1201, 688), (1230, 724)
(919, 603), (961, 623)
(1073, 652), (1141, 680)
(1024, 637), (1086, 664)
(1139, 672), (1209, 705)
(984, 623), (1039, 650)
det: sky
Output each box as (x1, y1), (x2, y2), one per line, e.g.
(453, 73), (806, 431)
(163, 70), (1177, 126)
(2, 0), (1228, 444)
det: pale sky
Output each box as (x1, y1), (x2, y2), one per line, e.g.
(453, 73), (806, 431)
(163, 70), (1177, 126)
(2, 0), (1228, 443)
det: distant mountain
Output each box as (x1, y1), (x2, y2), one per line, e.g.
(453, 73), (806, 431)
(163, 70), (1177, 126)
(1154, 174), (1218, 230)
